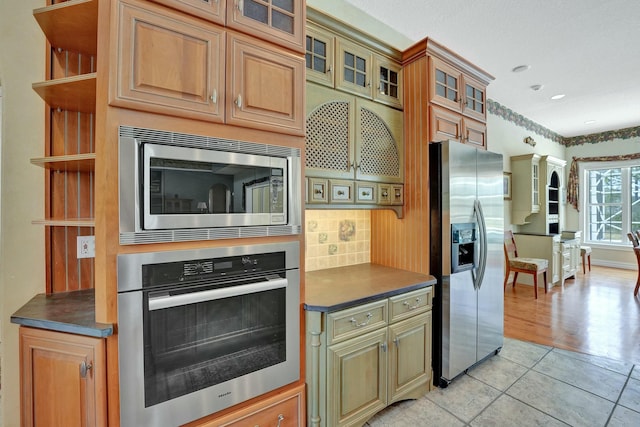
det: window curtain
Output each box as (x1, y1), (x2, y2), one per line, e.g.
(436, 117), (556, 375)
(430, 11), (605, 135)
(567, 153), (640, 211)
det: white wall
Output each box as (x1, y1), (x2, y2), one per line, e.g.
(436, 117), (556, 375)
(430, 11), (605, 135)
(0, 1), (46, 426)
(486, 110), (565, 231)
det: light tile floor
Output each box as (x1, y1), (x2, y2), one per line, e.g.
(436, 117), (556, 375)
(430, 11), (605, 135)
(367, 337), (640, 427)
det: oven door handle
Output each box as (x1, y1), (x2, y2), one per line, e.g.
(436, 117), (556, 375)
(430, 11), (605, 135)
(148, 277), (288, 311)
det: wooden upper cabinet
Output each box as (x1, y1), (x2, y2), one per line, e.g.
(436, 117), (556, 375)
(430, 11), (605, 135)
(429, 57), (463, 112)
(373, 53), (402, 109)
(227, 0), (305, 53)
(428, 52), (489, 122)
(305, 20), (403, 109)
(305, 23), (335, 88)
(148, 0), (225, 24)
(463, 117), (487, 148)
(336, 37), (372, 100)
(462, 74), (487, 121)
(113, 0), (225, 122)
(19, 327), (107, 427)
(226, 32), (305, 135)
(430, 104), (462, 142)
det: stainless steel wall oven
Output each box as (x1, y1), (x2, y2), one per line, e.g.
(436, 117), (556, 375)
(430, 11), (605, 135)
(117, 242), (300, 427)
(118, 126), (302, 245)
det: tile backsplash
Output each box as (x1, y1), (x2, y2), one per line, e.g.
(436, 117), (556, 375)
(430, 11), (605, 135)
(305, 210), (370, 271)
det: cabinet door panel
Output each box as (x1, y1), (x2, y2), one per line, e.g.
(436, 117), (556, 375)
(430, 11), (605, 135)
(327, 329), (387, 427)
(462, 74), (487, 121)
(463, 118), (487, 149)
(149, 0), (225, 24)
(429, 56), (462, 112)
(227, 0), (304, 53)
(430, 104), (462, 142)
(305, 84), (356, 179)
(336, 38), (372, 99)
(373, 54), (402, 109)
(20, 327), (106, 427)
(355, 98), (403, 183)
(114, 0), (224, 122)
(389, 312), (432, 404)
(227, 32), (304, 135)
(305, 23), (335, 88)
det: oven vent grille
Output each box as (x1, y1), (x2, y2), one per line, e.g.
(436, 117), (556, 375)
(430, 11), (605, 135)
(120, 226), (302, 245)
(119, 126), (300, 158)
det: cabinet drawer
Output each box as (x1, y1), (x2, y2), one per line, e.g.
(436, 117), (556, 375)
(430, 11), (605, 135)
(389, 287), (432, 324)
(214, 384), (304, 427)
(327, 299), (388, 345)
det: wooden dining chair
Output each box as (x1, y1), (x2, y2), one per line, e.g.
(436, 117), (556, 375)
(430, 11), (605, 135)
(504, 230), (549, 299)
(634, 247), (640, 296)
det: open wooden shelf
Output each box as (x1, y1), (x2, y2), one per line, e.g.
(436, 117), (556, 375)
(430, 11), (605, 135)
(31, 153), (96, 173)
(32, 218), (95, 227)
(32, 73), (97, 113)
(33, 0), (98, 55)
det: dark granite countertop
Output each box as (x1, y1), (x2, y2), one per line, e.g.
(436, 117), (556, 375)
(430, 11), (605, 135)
(10, 288), (113, 338)
(305, 263), (436, 312)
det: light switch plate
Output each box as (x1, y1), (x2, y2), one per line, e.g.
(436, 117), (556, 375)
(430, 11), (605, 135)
(77, 235), (95, 259)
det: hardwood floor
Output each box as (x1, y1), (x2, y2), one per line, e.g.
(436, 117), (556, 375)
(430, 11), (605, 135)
(504, 265), (640, 365)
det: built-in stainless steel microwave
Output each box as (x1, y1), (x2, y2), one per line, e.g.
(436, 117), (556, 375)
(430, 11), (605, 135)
(119, 126), (302, 244)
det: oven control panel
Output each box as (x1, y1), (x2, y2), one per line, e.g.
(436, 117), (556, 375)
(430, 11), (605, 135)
(142, 251), (286, 288)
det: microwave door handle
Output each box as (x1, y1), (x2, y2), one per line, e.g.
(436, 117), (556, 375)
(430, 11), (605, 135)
(148, 277), (288, 311)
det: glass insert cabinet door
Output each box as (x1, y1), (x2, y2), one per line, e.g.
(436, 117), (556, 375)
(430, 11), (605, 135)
(230, 0), (303, 51)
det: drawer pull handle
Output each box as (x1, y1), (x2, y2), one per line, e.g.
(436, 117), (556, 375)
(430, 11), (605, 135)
(276, 414), (285, 427)
(403, 297), (422, 310)
(350, 312), (373, 328)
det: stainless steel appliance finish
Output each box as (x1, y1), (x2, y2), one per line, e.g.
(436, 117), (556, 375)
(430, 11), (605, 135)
(118, 126), (302, 244)
(430, 140), (504, 386)
(117, 241), (300, 427)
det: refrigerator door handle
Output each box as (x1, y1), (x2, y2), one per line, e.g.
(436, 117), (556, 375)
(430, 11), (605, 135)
(472, 199), (488, 290)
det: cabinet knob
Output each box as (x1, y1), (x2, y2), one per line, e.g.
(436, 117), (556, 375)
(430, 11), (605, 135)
(80, 361), (93, 378)
(337, 190), (345, 196)
(380, 342), (387, 352)
(276, 414), (285, 427)
(236, 0), (243, 12)
(211, 90), (217, 104)
(235, 94), (242, 108)
(327, 65), (332, 74)
(393, 337), (399, 347)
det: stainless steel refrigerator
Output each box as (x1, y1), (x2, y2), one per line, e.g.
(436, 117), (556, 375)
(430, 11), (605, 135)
(429, 140), (504, 387)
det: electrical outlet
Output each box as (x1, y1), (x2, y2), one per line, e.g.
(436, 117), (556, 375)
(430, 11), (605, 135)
(77, 235), (95, 259)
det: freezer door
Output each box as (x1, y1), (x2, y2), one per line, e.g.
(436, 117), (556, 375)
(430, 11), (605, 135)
(440, 142), (479, 381)
(476, 149), (505, 359)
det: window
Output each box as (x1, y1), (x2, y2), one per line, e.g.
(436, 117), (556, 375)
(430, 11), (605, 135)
(583, 162), (640, 244)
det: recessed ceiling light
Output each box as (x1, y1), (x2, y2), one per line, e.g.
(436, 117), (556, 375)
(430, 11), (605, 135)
(551, 94), (566, 100)
(512, 65), (530, 73)
(584, 120), (596, 125)
(530, 84), (544, 91)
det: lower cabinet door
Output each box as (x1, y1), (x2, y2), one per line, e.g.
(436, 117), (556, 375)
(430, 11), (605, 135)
(327, 329), (388, 427)
(19, 327), (106, 427)
(388, 312), (432, 403)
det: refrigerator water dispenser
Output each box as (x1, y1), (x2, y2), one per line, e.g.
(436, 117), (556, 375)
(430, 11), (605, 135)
(451, 223), (477, 273)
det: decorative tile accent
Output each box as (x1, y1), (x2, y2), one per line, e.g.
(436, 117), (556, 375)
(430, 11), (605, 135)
(305, 210), (370, 271)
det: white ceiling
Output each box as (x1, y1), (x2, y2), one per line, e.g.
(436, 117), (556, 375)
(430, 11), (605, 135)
(307, 0), (640, 138)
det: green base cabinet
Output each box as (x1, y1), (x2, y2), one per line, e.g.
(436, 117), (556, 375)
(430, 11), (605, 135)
(306, 287), (432, 427)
